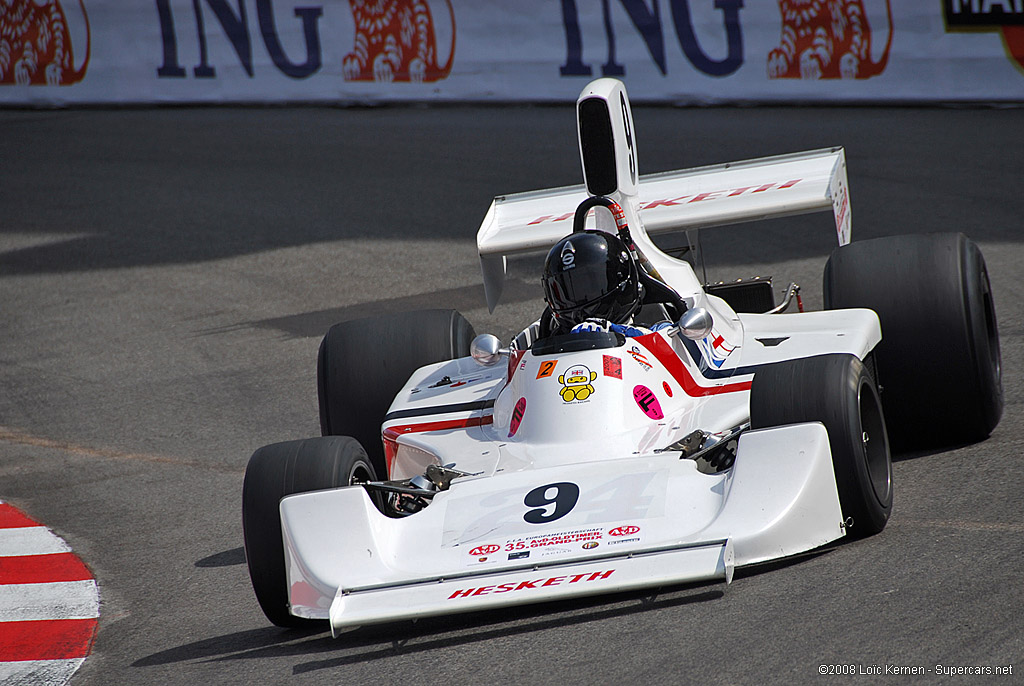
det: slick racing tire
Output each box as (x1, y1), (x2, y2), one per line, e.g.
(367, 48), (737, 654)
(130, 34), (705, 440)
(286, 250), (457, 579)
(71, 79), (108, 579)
(242, 436), (376, 629)
(824, 233), (1002, 449)
(750, 354), (893, 538)
(317, 309), (475, 478)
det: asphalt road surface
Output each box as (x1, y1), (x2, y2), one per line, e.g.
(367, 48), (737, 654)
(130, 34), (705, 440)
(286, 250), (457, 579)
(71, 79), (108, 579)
(1, 102), (1022, 685)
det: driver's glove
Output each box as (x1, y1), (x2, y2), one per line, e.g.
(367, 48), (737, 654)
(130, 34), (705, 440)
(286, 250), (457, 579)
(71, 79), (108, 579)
(571, 319), (609, 333)
(609, 322), (652, 338)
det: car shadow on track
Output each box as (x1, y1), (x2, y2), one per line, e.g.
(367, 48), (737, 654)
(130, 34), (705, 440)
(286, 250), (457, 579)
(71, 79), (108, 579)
(130, 626), (326, 668)
(131, 583), (722, 673)
(194, 547), (246, 568)
(291, 584), (724, 675)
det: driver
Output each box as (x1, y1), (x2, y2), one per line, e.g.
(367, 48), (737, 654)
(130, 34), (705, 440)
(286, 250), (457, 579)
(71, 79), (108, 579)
(541, 230), (668, 337)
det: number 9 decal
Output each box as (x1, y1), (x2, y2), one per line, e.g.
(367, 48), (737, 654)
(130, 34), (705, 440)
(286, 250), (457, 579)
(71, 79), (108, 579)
(523, 482), (580, 524)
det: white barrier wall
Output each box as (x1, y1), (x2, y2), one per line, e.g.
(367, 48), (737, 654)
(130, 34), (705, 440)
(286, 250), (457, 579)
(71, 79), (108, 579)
(2, 0), (1024, 106)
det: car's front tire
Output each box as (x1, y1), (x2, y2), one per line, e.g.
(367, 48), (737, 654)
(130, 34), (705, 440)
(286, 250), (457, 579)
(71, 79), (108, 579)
(242, 436), (376, 628)
(750, 354), (893, 538)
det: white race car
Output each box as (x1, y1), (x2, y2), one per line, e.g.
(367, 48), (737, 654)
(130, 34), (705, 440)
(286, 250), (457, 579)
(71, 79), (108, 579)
(242, 78), (1002, 635)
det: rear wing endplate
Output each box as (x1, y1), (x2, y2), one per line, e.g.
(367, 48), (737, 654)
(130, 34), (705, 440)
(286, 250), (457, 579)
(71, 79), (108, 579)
(477, 147), (851, 312)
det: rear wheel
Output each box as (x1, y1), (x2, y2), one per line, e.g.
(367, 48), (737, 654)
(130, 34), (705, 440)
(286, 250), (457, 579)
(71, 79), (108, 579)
(317, 310), (475, 479)
(750, 354), (893, 538)
(824, 233), (1002, 448)
(242, 436), (375, 628)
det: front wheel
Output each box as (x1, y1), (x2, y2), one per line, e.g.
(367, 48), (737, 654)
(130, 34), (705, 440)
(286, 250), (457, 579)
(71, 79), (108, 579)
(750, 354), (893, 538)
(242, 436), (376, 628)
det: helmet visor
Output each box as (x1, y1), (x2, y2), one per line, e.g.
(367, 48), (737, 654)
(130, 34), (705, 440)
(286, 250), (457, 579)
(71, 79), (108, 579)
(543, 231), (641, 325)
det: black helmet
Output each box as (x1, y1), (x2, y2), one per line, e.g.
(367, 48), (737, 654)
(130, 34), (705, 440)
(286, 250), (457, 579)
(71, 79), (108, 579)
(542, 230), (642, 326)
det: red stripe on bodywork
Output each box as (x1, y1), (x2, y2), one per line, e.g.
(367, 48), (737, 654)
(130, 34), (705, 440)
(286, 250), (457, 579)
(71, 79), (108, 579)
(0, 618), (98, 661)
(382, 415), (494, 475)
(383, 415), (494, 441)
(0, 553), (94, 585)
(635, 333), (751, 396)
(0, 503), (39, 529)
(507, 349), (526, 384)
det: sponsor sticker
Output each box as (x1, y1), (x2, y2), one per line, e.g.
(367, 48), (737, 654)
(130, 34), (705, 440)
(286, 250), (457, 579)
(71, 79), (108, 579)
(633, 385), (664, 420)
(609, 525), (640, 536)
(561, 240), (577, 269)
(662, 381), (673, 397)
(603, 355), (622, 379)
(559, 364), (597, 402)
(509, 397), (527, 437)
(505, 527), (603, 551)
(607, 537), (640, 546)
(465, 528), (605, 565)
(627, 345), (653, 371)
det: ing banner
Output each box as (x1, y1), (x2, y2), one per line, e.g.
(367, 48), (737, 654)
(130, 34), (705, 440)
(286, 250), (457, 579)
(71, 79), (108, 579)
(1, 1), (1023, 106)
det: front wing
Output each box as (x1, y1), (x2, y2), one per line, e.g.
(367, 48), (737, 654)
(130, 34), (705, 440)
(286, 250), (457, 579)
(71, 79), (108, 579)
(279, 423), (844, 635)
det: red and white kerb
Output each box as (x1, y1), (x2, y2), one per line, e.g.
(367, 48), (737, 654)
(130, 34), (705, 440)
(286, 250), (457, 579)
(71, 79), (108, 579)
(0, 500), (99, 685)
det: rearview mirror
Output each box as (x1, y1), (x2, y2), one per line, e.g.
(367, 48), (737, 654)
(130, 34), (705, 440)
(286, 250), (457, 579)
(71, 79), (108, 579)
(676, 307), (713, 340)
(470, 334), (504, 365)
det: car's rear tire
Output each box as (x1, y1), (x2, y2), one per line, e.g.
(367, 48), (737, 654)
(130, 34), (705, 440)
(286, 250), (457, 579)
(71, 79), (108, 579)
(242, 436), (376, 628)
(750, 354), (893, 538)
(317, 309), (475, 478)
(823, 233), (1002, 449)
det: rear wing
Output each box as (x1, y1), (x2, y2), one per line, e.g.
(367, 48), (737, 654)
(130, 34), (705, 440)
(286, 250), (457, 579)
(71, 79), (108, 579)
(477, 146), (851, 312)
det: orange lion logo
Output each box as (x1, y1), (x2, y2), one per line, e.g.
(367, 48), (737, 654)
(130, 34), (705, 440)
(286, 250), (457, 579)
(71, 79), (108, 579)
(768, 0), (892, 79)
(0, 0), (90, 85)
(342, 0), (455, 82)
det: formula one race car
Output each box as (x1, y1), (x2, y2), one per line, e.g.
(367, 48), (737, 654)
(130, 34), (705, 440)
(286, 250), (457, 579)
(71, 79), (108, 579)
(242, 78), (1002, 634)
